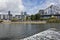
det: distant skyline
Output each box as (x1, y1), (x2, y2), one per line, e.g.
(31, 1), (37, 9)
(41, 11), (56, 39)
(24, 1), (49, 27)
(0, 0), (60, 15)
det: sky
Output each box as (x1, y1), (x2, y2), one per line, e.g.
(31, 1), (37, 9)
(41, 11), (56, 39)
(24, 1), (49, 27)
(0, 0), (60, 15)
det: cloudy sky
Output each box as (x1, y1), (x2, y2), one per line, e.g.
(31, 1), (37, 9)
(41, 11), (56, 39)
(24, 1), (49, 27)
(0, 0), (60, 15)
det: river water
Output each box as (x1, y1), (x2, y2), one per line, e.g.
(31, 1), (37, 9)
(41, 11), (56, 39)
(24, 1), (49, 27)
(0, 23), (60, 40)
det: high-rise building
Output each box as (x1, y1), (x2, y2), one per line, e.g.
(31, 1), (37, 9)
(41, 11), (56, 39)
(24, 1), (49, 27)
(21, 11), (27, 15)
(8, 11), (12, 20)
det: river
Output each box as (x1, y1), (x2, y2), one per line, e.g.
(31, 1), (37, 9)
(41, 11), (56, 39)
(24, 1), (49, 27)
(0, 23), (60, 40)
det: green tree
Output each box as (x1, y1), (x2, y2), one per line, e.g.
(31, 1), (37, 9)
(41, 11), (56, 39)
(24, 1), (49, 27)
(35, 14), (40, 20)
(31, 15), (35, 21)
(26, 16), (31, 21)
(11, 18), (19, 22)
(30, 13), (41, 21)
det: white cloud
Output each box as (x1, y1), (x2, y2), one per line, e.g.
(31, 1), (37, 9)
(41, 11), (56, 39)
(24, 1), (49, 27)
(0, 0), (7, 2)
(19, 5), (24, 11)
(0, 3), (7, 10)
(0, 0), (7, 10)
(18, 0), (24, 11)
(0, 0), (24, 15)
(7, 0), (24, 12)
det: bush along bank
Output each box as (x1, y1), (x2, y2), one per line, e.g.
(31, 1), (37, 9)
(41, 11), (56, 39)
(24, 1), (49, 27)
(47, 16), (60, 23)
(0, 20), (3, 23)
(47, 19), (60, 23)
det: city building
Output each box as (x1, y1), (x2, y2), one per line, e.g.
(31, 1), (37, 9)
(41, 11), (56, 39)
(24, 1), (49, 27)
(0, 11), (27, 21)
(39, 10), (44, 15)
(15, 15), (22, 19)
(8, 11), (12, 20)
(39, 5), (60, 19)
(44, 5), (60, 15)
(0, 11), (12, 20)
(0, 14), (8, 20)
(15, 11), (27, 21)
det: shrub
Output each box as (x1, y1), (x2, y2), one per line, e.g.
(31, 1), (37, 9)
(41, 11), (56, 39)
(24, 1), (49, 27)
(46, 16), (60, 23)
(11, 18), (19, 22)
(0, 20), (3, 23)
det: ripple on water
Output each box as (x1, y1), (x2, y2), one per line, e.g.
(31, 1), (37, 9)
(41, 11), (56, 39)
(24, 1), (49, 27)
(21, 28), (60, 40)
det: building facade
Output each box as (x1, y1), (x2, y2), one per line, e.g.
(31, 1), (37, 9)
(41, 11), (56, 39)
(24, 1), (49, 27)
(0, 11), (12, 20)
(0, 11), (27, 21)
(0, 14), (10, 20)
(39, 10), (44, 15)
(39, 5), (60, 19)
(15, 15), (22, 19)
(44, 5), (60, 15)
(8, 11), (12, 20)
(15, 12), (27, 21)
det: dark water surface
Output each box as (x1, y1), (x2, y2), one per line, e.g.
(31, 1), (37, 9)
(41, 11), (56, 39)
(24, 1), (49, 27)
(0, 23), (60, 40)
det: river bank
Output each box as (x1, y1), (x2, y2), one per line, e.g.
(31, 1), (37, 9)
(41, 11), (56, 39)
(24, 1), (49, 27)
(2, 21), (46, 24)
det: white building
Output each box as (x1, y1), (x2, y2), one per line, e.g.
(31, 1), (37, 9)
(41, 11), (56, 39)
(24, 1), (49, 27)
(39, 5), (60, 19)
(44, 5), (60, 15)
(0, 11), (12, 20)
(15, 12), (27, 20)
(0, 14), (12, 20)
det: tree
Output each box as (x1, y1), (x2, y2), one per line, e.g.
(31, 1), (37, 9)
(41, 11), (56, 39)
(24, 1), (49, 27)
(11, 17), (19, 22)
(30, 13), (41, 21)
(26, 16), (31, 21)
(31, 15), (35, 21)
(35, 14), (40, 20)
